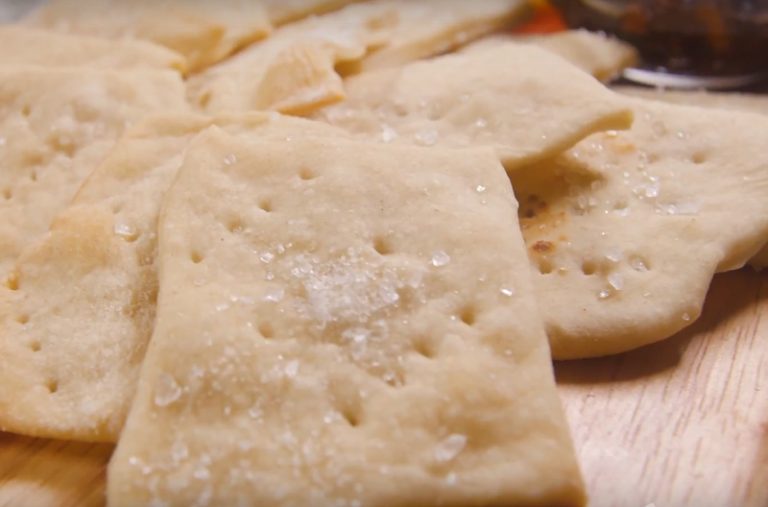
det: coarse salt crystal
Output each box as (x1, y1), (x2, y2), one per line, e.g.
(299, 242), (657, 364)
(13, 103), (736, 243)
(431, 251), (450, 267)
(154, 373), (182, 407)
(434, 434), (467, 462)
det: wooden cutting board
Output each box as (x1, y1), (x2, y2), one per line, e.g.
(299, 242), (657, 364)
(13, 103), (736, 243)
(1, 269), (766, 507)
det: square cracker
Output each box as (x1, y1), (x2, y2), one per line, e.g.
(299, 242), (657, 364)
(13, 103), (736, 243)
(0, 26), (186, 72)
(0, 113), (345, 442)
(107, 128), (585, 507)
(0, 67), (188, 278)
(313, 42), (633, 170)
(511, 97), (768, 359)
(24, 0), (271, 72)
(463, 29), (639, 82)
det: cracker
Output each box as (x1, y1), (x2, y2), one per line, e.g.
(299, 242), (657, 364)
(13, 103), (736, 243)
(0, 67), (188, 278)
(189, 0), (529, 116)
(0, 113), (344, 442)
(616, 86), (768, 269)
(107, 128), (585, 507)
(0, 26), (185, 72)
(510, 97), (768, 359)
(262, 0), (361, 25)
(24, 0), (271, 72)
(187, 2), (396, 115)
(349, 0), (529, 73)
(314, 43), (633, 169)
(464, 29), (638, 82)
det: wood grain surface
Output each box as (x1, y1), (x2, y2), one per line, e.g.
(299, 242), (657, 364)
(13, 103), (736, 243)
(1, 269), (766, 507)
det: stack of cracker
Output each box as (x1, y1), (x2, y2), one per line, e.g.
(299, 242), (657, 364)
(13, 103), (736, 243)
(0, 2), (765, 506)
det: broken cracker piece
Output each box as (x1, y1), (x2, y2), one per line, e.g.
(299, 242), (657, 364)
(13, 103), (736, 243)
(0, 113), (344, 442)
(314, 43), (632, 169)
(24, 0), (271, 72)
(107, 128), (585, 507)
(511, 98), (768, 359)
(187, 2), (396, 115)
(0, 67), (188, 278)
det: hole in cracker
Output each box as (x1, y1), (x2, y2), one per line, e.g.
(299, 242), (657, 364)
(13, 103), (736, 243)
(582, 260), (597, 276)
(190, 250), (204, 264)
(226, 217), (245, 233)
(459, 306), (476, 326)
(298, 167), (316, 181)
(197, 90), (212, 109)
(46, 379), (58, 393)
(29, 170), (38, 182)
(2, 188), (11, 201)
(29, 340), (41, 352)
(413, 337), (435, 359)
(21, 104), (31, 117)
(259, 199), (273, 212)
(259, 322), (274, 339)
(16, 313), (29, 325)
(341, 408), (360, 427)
(537, 259), (554, 275)
(373, 236), (393, 256)
(111, 201), (124, 214)
(5, 274), (19, 291)
(691, 152), (707, 164)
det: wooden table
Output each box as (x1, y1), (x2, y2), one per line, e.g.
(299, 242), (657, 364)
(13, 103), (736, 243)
(1, 269), (766, 507)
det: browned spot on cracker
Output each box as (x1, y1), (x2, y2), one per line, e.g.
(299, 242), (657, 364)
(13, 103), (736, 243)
(532, 240), (554, 253)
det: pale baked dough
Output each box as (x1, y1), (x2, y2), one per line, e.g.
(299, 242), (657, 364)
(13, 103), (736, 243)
(0, 67), (188, 278)
(107, 127), (585, 507)
(0, 113), (344, 442)
(464, 29), (638, 82)
(0, 26), (186, 71)
(511, 98), (768, 359)
(314, 42), (633, 169)
(617, 86), (768, 269)
(24, 0), (271, 72)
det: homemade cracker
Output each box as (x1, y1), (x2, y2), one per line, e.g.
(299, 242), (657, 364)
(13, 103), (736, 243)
(616, 86), (768, 269)
(0, 67), (188, 278)
(108, 128), (585, 507)
(189, 0), (529, 116)
(511, 98), (768, 359)
(346, 0), (528, 73)
(24, 0), (271, 72)
(187, 2), (396, 115)
(0, 113), (344, 442)
(261, 0), (361, 25)
(0, 26), (185, 71)
(464, 29), (639, 82)
(314, 43), (633, 169)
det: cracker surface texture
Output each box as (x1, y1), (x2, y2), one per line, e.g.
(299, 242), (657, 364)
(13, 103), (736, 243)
(348, 0), (528, 72)
(512, 98), (768, 359)
(0, 113), (343, 442)
(465, 29), (638, 82)
(108, 129), (585, 507)
(187, 1), (396, 115)
(0, 26), (186, 71)
(616, 86), (768, 270)
(314, 43), (633, 169)
(0, 67), (187, 278)
(25, 0), (271, 72)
